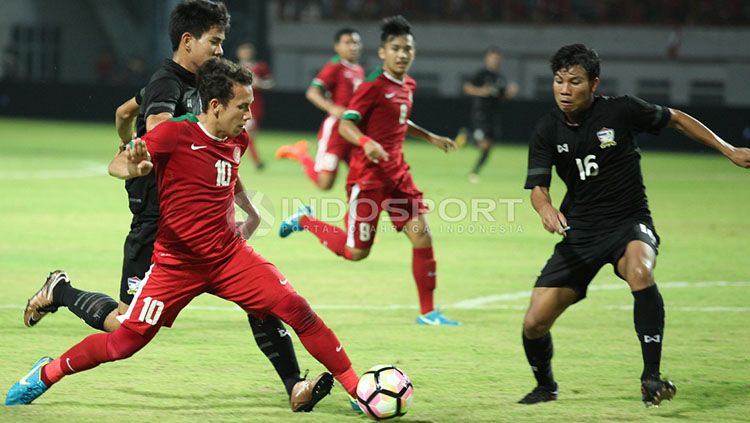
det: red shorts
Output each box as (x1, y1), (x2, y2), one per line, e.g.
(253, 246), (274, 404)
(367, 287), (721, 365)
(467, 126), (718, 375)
(344, 173), (427, 250)
(119, 244), (296, 337)
(314, 116), (353, 173)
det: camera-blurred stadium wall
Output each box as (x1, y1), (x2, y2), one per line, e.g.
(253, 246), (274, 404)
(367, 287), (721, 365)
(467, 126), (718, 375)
(1, 0), (749, 151)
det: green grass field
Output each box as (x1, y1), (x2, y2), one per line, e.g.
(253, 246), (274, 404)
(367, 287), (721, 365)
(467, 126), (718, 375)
(0, 117), (748, 422)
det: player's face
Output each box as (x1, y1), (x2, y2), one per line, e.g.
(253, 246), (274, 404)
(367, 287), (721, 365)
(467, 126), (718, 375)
(485, 52), (501, 72)
(217, 83), (254, 138)
(188, 26), (225, 66)
(336, 33), (362, 63)
(553, 65), (599, 117)
(379, 34), (415, 78)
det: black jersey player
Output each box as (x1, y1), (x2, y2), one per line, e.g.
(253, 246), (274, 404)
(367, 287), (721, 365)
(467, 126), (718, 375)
(519, 43), (750, 407)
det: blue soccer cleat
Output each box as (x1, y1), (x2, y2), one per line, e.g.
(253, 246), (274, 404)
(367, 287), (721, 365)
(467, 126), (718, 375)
(348, 394), (364, 414)
(416, 308), (462, 326)
(5, 356), (53, 406)
(279, 205), (312, 238)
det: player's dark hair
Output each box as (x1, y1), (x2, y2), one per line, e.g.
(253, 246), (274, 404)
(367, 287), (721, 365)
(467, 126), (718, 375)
(380, 15), (412, 44)
(197, 58), (253, 111)
(550, 43), (600, 80)
(169, 0), (230, 52)
(334, 27), (358, 43)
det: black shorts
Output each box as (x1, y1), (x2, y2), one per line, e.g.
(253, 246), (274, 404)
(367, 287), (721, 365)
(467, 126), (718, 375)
(534, 219), (660, 302)
(471, 109), (502, 143)
(120, 218), (157, 304)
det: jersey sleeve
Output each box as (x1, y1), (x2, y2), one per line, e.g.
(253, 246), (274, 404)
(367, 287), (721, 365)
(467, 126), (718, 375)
(140, 76), (182, 118)
(341, 81), (379, 124)
(142, 120), (179, 159)
(254, 62), (272, 79)
(524, 118), (555, 189)
(311, 62), (337, 92)
(624, 95), (672, 134)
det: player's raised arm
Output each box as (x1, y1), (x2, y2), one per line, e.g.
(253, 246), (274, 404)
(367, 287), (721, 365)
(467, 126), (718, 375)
(233, 177), (260, 240)
(530, 186), (568, 236)
(667, 108), (750, 168)
(406, 120), (456, 153)
(115, 97), (140, 146)
(108, 139), (152, 180)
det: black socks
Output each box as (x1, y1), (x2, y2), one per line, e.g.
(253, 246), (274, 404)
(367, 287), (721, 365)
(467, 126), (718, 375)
(248, 314), (302, 395)
(522, 332), (555, 388)
(633, 284), (665, 381)
(53, 282), (118, 331)
(472, 149), (491, 174)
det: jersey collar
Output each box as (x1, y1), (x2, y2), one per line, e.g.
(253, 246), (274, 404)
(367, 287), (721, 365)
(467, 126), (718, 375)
(197, 121), (228, 142)
(554, 96), (600, 126)
(383, 70), (405, 86)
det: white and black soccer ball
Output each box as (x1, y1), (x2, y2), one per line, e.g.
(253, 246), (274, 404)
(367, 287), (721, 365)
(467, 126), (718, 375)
(356, 365), (414, 420)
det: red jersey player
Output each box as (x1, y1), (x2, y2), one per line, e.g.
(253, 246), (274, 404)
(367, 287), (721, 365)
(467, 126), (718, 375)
(237, 42), (272, 170)
(276, 28), (365, 190)
(279, 16), (461, 326)
(5, 59), (362, 409)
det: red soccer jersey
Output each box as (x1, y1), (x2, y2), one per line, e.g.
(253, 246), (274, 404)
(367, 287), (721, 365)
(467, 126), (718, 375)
(311, 55), (365, 109)
(243, 61), (272, 123)
(342, 68), (416, 189)
(142, 114), (248, 265)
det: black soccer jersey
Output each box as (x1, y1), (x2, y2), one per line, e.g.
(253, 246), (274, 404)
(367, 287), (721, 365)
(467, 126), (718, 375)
(524, 95), (671, 230)
(469, 69), (508, 111)
(127, 60), (202, 220)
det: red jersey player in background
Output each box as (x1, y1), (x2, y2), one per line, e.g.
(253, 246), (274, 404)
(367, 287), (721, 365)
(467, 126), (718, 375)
(275, 28), (365, 191)
(5, 58), (362, 410)
(279, 16), (461, 326)
(237, 42), (272, 170)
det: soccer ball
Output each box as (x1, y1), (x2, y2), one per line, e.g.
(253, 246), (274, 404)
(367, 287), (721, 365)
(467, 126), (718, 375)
(356, 365), (414, 420)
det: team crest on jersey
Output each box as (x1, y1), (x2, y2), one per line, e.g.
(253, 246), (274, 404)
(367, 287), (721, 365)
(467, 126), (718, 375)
(127, 277), (142, 295)
(596, 127), (616, 149)
(233, 146), (241, 163)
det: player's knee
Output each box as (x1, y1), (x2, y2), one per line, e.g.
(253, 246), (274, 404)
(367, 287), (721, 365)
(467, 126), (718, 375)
(105, 326), (150, 361)
(273, 294), (320, 334)
(348, 248), (370, 261)
(523, 314), (552, 338)
(627, 264), (654, 289)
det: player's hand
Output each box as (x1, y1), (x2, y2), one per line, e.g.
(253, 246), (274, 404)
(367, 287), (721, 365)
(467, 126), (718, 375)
(235, 221), (253, 240)
(363, 140), (390, 164)
(430, 135), (457, 153)
(539, 203), (569, 236)
(329, 105), (346, 119)
(125, 138), (153, 177)
(727, 147), (750, 168)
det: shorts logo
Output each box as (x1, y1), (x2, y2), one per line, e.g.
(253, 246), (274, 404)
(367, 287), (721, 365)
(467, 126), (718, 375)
(127, 277), (142, 295)
(279, 278), (288, 285)
(596, 127), (616, 149)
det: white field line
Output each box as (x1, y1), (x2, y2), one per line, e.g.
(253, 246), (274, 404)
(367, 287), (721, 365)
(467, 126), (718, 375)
(0, 162), (108, 180)
(0, 281), (747, 313)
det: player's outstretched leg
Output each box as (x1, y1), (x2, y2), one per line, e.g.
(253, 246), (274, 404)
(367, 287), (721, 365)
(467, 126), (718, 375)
(4, 357), (52, 405)
(270, 293), (360, 409)
(24, 270), (118, 332)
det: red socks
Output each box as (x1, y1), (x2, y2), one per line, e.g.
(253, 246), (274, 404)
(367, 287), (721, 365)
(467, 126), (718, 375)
(300, 215), (353, 260)
(413, 247), (436, 314)
(40, 327), (151, 386)
(298, 151), (319, 185)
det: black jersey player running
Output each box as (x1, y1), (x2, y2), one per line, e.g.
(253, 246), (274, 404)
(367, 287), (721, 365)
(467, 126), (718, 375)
(519, 44), (750, 407)
(21, 0), (330, 412)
